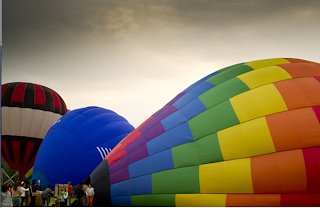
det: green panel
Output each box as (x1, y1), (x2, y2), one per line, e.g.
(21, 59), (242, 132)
(217, 62), (246, 73)
(207, 64), (253, 85)
(188, 100), (240, 140)
(131, 194), (176, 207)
(172, 133), (223, 168)
(152, 166), (200, 194)
(199, 77), (250, 109)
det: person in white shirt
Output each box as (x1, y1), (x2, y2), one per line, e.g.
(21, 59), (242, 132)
(20, 182), (29, 206)
(85, 184), (95, 207)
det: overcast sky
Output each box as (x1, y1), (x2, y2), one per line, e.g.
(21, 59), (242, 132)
(3, 0), (320, 127)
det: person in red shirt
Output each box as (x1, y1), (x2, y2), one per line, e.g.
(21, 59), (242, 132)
(67, 182), (73, 206)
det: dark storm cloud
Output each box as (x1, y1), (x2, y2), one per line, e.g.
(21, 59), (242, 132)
(3, 0), (320, 126)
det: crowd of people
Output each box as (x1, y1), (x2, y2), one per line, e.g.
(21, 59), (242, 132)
(1, 181), (95, 207)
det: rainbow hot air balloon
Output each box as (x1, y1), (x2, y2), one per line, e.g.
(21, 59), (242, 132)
(1, 82), (67, 179)
(86, 58), (320, 207)
(32, 106), (135, 190)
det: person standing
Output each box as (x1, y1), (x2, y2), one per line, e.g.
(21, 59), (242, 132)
(41, 187), (54, 207)
(82, 183), (88, 206)
(20, 182), (29, 206)
(75, 182), (85, 206)
(1, 185), (13, 207)
(67, 182), (73, 206)
(12, 182), (23, 206)
(60, 188), (68, 207)
(30, 182), (37, 207)
(85, 184), (94, 207)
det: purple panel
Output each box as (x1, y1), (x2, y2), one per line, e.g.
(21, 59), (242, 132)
(126, 122), (166, 153)
(140, 117), (160, 133)
(151, 105), (179, 121)
(109, 144), (150, 174)
(110, 166), (130, 184)
(156, 105), (179, 120)
(165, 92), (187, 107)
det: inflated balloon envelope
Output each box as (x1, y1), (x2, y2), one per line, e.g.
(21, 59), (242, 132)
(1, 82), (68, 179)
(32, 106), (135, 190)
(87, 58), (320, 207)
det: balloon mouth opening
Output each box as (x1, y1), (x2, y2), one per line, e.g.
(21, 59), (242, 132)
(32, 170), (50, 190)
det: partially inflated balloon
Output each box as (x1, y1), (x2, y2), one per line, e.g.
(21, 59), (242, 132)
(1, 82), (67, 178)
(32, 106), (135, 190)
(87, 58), (320, 207)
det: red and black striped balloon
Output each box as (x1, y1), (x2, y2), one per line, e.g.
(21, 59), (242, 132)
(1, 82), (67, 178)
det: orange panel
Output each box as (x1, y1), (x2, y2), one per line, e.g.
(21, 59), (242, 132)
(278, 63), (320, 78)
(265, 107), (320, 152)
(284, 58), (318, 64)
(251, 153), (281, 193)
(251, 149), (307, 193)
(226, 194), (280, 207)
(273, 77), (320, 110)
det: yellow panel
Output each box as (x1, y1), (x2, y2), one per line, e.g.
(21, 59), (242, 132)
(176, 194), (227, 207)
(218, 117), (276, 161)
(237, 66), (292, 89)
(199, 158), (253, 193)
(241, 117), (276, 156)
(245, 58), (290, 70)
(230, 83), (288, 123)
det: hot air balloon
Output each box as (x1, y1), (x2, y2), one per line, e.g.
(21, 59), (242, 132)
(87, 58), (320, 207)
(32, 106), (135, 190)
(1, 82), (67, 179)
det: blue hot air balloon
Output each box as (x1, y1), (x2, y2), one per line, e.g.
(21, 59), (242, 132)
(32, 106), (135, 189)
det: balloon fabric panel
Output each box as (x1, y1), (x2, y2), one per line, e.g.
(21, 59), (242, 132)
(86, 58), (320, 207)
(266, 107), (320, 151)
(1, 82), (67, 178)
(32, 106), (134, 189)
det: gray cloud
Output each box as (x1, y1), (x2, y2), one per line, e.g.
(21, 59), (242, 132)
(3, 0), (320, 126)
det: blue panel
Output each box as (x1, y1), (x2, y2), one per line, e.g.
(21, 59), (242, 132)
(146, 123), (194, 155)
(189, 81), (216, 96)
(151, 149), (175, 173)
(173, 93), (197, 109)
(129, 156), (152, 178)
(180, 98), (208, 120)
(111, 174), (152, 197)
(161, 110), (187, 131)
(182, 71), (220, 93)
(173, 81), (216, 109)
(129, 149), (174, 178)
(111, 196), (132, 206)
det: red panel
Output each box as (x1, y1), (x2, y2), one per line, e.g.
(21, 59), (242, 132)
(11, 140), (20, 165)
(1, 139), (12, 163)
(312, 106), (320, 123)
(226, 194), (281, 207)
(23, 141), (36, 164)
(302, 147), (320, 193)
(121, 130), (142, 147)
(34, 84), (46, 105)
(136, 117), (153, 131)
(11, 82), (26, 103)
(107, 147), (127, 166)
(1, 83), (12, 98)
(280, 194), (320, 207)
(49, 89), (62, 110)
